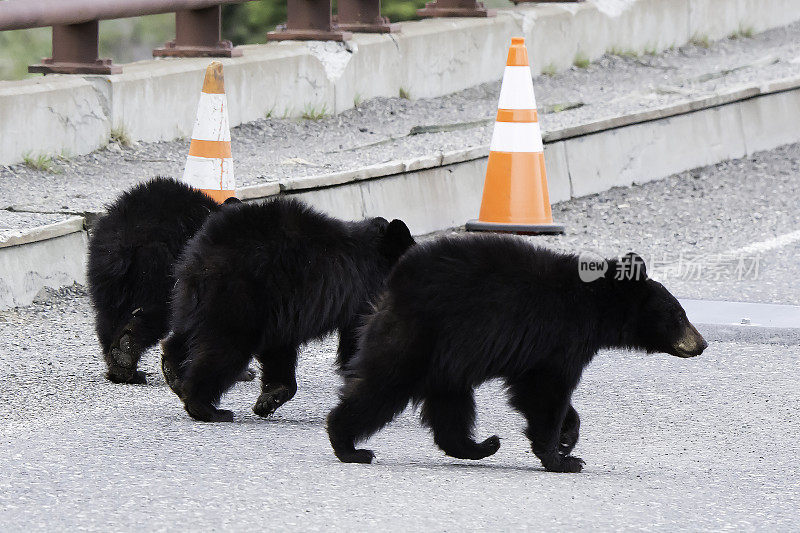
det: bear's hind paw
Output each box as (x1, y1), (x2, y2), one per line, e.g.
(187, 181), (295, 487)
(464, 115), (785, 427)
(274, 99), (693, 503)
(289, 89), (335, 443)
(477, 435), (502, 458)
(106, 368), (147, 385)
(336, 449), (375, 464)
(185, 403), (234, 422)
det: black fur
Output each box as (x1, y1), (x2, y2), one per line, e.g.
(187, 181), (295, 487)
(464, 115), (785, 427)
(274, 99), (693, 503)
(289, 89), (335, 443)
(162, 198), (415, 422)
(327, 234), (707, 472)
(87, 177), (242, 384)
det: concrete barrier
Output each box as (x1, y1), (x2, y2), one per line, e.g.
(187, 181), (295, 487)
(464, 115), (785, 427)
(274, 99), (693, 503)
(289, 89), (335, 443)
(237, 76), (800, 234)
(3, 74), (800, 309)
(0, 217), (87, 309)
(3, 0), (800, 164)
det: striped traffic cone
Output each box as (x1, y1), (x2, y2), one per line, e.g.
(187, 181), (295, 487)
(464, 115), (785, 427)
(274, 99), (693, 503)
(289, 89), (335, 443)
(182, 61), (235, 203)
(466, 37), (564, 234)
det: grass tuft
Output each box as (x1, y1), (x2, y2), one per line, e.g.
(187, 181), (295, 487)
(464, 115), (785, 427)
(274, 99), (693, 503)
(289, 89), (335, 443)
(301, 104), (328, 121)
(22, 153), (58, 173)
(690, 34), (712, 48)
(729, 25), (754, 40)
(110, 126), (131, 147)
(541, 63), (557, 76)
(573, 52), (590, 69)
(608, 48), (638, 58)
(398, 87), (410, 99)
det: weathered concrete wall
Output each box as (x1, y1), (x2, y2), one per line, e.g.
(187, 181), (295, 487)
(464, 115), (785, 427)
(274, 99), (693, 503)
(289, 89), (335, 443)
(3, 78), (800, 309)
(2, 0), (800, 164)
(0, 230), (88, 309)
(0, 77), (110, 163)
(247, 80), (800, 230)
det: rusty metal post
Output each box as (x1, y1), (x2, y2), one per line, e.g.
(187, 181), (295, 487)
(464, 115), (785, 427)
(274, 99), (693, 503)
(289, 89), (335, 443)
(28, 21), (121, 75)
(511, 0), (584, 3)
(154, 6), (241, 57)
(336, 0), (398, 33)
(417, 0), (495, 18)
(267, 0), (351, 41)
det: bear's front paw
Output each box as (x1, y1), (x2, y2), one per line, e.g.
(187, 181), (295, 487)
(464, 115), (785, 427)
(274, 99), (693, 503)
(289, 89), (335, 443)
(253, 384), (293, 417)
(185, 403), (234, 422)
(335, 448), (375, 464)
(541, 454), (585, 473)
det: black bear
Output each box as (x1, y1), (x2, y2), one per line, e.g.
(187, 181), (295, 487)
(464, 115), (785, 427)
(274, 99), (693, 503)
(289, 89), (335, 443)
(87, 177), (244, 384)
(161, 198), (415, 422)
(327, 235), (707, 473)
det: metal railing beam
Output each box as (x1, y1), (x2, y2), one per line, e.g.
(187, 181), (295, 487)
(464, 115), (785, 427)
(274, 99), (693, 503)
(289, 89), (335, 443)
(0, 0), (249, 31)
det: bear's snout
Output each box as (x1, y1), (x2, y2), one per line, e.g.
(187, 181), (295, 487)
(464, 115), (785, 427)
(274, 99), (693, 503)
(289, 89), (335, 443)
(672, 323), (707, 358)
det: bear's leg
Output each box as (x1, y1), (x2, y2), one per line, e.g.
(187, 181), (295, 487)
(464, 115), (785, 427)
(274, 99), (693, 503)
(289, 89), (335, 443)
(560, 404), (580, 456)
(420, 390), (501, 460)
(253, 345), (299, 418)
(327, 379), (411, 464)
(96, 311), (146, 385)
(335, 321), (360, 370)
(105, 308), (166, 385)
(161, 330), (191, 397)
(508, 372), (584, 473)
(180, 336), (251, 422)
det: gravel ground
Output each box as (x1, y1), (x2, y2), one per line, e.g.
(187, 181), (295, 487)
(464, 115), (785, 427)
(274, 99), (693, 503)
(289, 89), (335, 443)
(2, 138), (799, 529)
(2, 23), (800, 215)
(432, 142), (800, 305)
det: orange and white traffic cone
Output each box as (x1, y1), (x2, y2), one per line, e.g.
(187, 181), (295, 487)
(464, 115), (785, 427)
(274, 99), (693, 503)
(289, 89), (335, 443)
(466, 37), (564, 234)
(182, 61), (235, 203)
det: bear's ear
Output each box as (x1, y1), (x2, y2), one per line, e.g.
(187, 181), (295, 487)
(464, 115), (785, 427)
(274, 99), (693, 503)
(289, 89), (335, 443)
(370, 216), (389, 232)
(383, 219), (415, 253)
(222, 196), (241, 205)
(606, 252), (648, 282)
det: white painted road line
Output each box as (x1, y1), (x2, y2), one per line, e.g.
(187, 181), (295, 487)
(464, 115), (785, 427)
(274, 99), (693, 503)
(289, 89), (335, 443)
(719, 229), (800, 259)
(680, 299), (800, 329)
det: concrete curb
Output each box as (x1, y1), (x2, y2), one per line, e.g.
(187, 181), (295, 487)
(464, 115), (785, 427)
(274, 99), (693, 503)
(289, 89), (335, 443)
(3, 0), (800, 165)
(3, 74), (800, 309)
(0, 216), (85, 249)
(234, 73), (800, 230)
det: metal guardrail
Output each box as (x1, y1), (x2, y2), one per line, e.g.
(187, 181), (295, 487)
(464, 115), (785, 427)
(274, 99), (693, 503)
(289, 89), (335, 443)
(0, 0), (583, 75)
(0, 0), (256, 74)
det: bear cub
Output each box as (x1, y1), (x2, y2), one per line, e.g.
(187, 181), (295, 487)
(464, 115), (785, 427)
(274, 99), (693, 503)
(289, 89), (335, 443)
(327, 234), (707, 473)
(87, 177), (243, 384)
(162, 198), (415, 422)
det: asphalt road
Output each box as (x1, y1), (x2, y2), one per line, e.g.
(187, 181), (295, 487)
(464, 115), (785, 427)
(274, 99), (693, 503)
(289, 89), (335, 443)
(1, 143), (799, 530)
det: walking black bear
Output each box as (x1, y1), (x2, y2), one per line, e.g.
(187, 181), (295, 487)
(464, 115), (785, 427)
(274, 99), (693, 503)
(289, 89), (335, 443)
(327, 235), (707, 473)
(87, 177), (242, 384)
(162, 198), (415, 422)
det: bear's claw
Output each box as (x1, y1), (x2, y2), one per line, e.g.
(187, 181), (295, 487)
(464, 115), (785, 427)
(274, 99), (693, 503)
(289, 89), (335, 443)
(253, 384), (293, 417)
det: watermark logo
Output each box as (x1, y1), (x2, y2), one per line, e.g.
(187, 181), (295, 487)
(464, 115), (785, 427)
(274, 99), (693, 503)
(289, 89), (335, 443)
(576, 250), (763, 282)
(578, 251), (607, 282)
